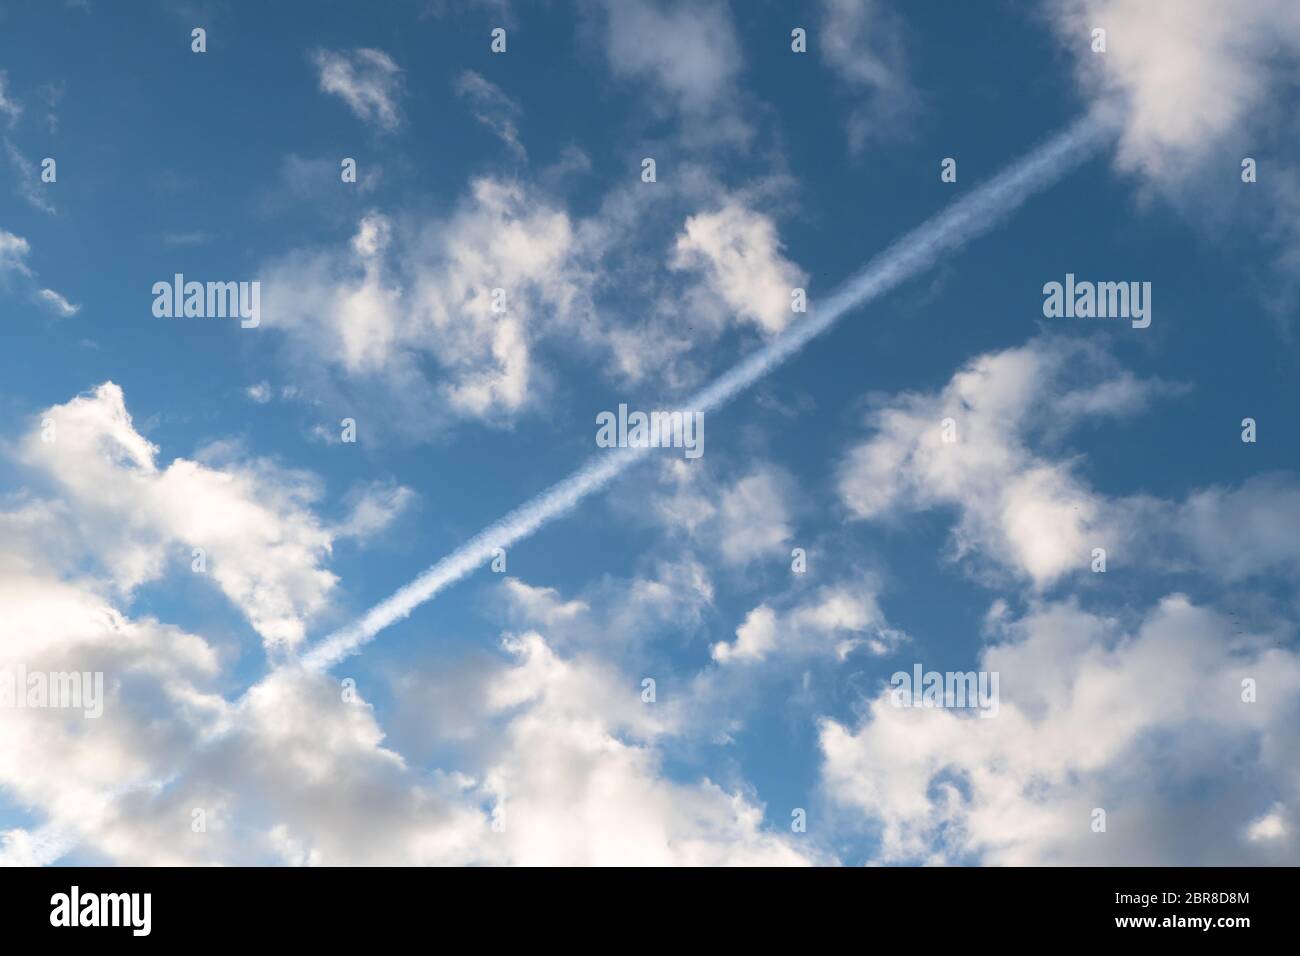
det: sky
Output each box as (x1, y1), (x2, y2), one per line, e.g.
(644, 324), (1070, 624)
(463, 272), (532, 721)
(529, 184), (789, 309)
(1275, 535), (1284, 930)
(0, 0), (1298, 866)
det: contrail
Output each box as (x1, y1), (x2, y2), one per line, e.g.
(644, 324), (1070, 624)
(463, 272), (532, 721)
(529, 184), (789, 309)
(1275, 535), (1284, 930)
(301, 110), (1114, 671)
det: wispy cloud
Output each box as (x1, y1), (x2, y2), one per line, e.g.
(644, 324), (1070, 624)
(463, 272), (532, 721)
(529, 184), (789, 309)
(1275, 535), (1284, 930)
(310, 48), (404, 130)
(35, 287), (79, 317)
(5, 140), (56, 214)
(0, 71), (22, 126)
(0, 227), (76, 315)
(456, 70), (526, 161)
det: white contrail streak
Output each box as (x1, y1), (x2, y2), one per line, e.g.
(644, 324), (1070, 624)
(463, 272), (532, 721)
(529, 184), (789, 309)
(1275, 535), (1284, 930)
(302, 111), (1114, 671)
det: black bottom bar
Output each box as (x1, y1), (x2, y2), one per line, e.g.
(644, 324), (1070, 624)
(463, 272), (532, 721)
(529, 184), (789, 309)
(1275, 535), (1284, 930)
(2, 865), (1288, 943)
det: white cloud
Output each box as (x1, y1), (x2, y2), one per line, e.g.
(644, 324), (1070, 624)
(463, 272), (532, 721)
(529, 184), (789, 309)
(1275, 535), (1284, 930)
(0, 422), (489, 865)
(332, 479), (417, 540)
(259, 156), (807, 431)
(500, 578), (589, 625)
(23, 594), (820, 865)
(0, 228), (32, 275)
(1246, 805), (1288, 843)
(456, 70), (526, 161)
(467, 631), (823, 865)
(651, 460), (797, 568)
(597, 0), (743, 117)
(1180, 474), (1300, 582)
(1, 227), (77, 315)
(836, 337), (1169, 588)
(0, 650), (490, 865)
(311, 48), (404, 130)
(0, 557), (230, 865)
(819, 0), (918, 151)
(270, 154), (383, 207)
(0, 71), (21, 126)
(19, 383), (340, 650)
(1046, 1), (1300, 328)
(497, 560), (715, 657)
(261, 180), (594, 430)
(715, 470), (794, 564)
(35, 287), (78, 317)
(821, 595), (1300, 864)
(573, 174), (804, 388)
(194, 668), (488, 865)
(1049, 0), (1300, 180)
(712, 582), (904, 665)
(836, 335), (1300, 592)
(671, 202), (808, 335)
(4, 140), (56, 214)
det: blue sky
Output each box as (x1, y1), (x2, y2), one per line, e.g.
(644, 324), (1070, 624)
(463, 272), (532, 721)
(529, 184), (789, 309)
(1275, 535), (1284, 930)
(1, 0), (1298, 866)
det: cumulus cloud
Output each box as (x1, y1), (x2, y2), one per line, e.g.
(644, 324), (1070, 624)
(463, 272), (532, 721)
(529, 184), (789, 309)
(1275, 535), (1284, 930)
(261, 181), (593, 431)
(437, 630), (823, 865)
(1048, 0), (1300, 180)
(18, 383), (340, 650)
(258, 152), (807, 432)
(817, 333), (1300, 863)
(32, 599), (816, 865)
(0, 385), (815, 866)
(712, 582), (905, 665)
(1047, 1), (1300, 327)
(650, 460), (797, 568)
(836, 335), (1300, 592)
(820, 595), (1300, 864)
(836, 337), (1174, 588)
(0, 526), (230, 864)
(497, 560), (715, 656)
(0, 385), (479, 865)
(186, 668), (488, 865)
(311, 48), (404, 130)
(573, 171), (805, 388)
(0, 634), (487, 865)
(671, 202), (808, 335)
(499, 578), (589, 626)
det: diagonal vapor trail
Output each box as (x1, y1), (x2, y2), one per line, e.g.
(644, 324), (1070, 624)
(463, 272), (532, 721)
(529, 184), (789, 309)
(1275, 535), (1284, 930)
(15, 112), (1114, 867)
(301, 110), (1115, 672)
